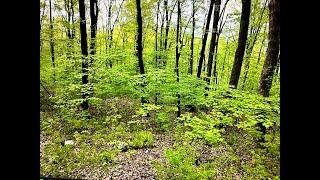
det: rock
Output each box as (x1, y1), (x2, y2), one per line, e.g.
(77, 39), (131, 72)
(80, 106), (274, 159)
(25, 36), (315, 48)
(65, 140), (74, 145)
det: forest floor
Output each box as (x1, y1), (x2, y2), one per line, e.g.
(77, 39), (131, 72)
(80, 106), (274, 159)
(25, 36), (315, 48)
(40, 132), (238, 179)
(40, 93), (280, 179)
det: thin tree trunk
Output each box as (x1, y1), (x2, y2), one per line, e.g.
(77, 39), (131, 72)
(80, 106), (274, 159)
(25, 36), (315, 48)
(274, 53), (280, 82)
(136, 0), (146, 104)
(188, 0), (195, 75)
(90, 0), (98, 57)
(219, 39), (229, 83)
(255, 25), (267, 69)
(229, 0), (251, 89)
(89, 0), (98, 95)
(176, 0), (181, 117)
(71, 0), (75, 38)
(40, 0), (46, 51)
(163, 0), (177, 67)
(241, 0), (268, 89)
(49, 0), (56, 79)
(258, 0), (280, 97)
(206, 0), (221, 88)
(79, 0), (89, 111)
(155, 1), (160, 67)
(197, 0), (215, 78)
(155, 1), (161, 104)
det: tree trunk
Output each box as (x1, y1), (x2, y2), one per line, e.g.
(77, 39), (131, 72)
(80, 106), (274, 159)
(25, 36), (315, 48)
(155, 1), (160, 67)
(136, 0), (145, 75)
(197, 0), (215, 78)
(163, 0), (177, 67)
(49, 0), (56, 79)
(229, 0), (251, 89)
(241, 0), (268, 89)
(136, 0), (147, 104)
(176, 0), (181, 117)
(274, 53), (280, 82)
(219, 39), (229, 83)
(90, 0), (98, 57)
(206, 0), (221, 86)
(164, 0), (169, 51)
(258, 0), (280, 97)
(79, 0), (89, 110)
(40, 0), (46, 51)
(71, 0), (75, 38)
(188, 0), (195, 75)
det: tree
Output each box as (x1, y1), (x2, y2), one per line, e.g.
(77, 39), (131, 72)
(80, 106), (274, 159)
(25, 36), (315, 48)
(197, 0), (215, 78)
(136, 0), (145, 75)
(162, 0), (177, 67)
(229, 0), (251, 89)
(135, 0), (147, 104)
(155, 0), (160, 67)
(40, 0), (46, 50)
(188, 0), (195, 75)
(49, 0), (56, 79)
(258, 0), (280, 97)
(206, 0), (222, 87)
(78, 0), (89, 111)
(90, 0), (99, 57)
(241, 0), (268, 89)
(175, 0), (181, 117)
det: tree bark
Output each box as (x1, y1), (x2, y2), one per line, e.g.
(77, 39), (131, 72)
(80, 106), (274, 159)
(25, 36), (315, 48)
(79, 0), (89, 110)
(136, 0), (147, 104)
(241, 0), (268, 89)
(229, 0), (251, 89)
(176, 0), (181, 117)
(49, 0), (56, 79)
(206, 0), (221, 86)
(197, 0), (215, 78)
(258, 0), (280, 97)
(40, 0), (46, 51)
(90, 0), (98, 57)
(188, 0), (195, 75)
(155, 1), (160, 67)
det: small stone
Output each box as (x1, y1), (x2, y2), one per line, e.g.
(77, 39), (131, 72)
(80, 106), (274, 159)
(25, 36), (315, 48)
(65, 140), (74, 145)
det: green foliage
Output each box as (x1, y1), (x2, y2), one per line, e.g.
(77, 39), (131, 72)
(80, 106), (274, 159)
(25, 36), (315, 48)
(178, 113), (224, 146)
(130, 130), (155, 148)
(154, 144), (216, 180)
(40, 0), (279, 178)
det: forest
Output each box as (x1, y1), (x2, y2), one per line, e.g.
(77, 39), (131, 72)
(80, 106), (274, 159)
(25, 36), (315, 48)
(40, 0), (280, 179)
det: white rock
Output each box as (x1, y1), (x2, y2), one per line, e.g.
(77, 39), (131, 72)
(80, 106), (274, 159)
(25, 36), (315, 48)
(65, 140), (74, 145)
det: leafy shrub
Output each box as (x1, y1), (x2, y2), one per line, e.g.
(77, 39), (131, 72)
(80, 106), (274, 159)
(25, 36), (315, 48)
(130, 130), (155, 148)
(154, 144), (216, 180)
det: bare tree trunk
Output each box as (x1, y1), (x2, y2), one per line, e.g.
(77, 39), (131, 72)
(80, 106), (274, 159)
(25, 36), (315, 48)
(90, 0), (98, 57)
(229, 0), (251, 89)
(206, 0), (221, 88)
(163, 0), (177, 67)
(258, 0), (280, 97)
(188, 0), (195, 75)
(49, 0), (56, 79)
(136, 0), (146, 104)
(79, 0), (89, 111)
(197, 0), (215, 78)
(155, 1), (160, 67)
(274, 53), (280, 82)
(255, 25), (267, 69)
(219, 39), (229, 83)
(241, 0), (268, 89)
(40, 0), (46, 51)
(176, 0), (181, 117)
(71, 0), (75, 38)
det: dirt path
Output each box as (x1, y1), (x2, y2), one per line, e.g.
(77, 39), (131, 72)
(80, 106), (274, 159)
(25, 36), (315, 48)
(41, 133), (174, 180)
(106, 134), (174, 180)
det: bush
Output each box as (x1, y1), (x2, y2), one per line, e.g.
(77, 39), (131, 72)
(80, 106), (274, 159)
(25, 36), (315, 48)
(130, 130), (155, 148)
